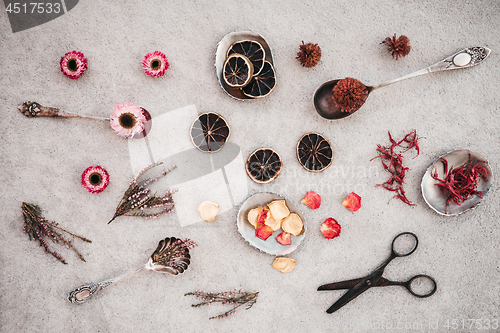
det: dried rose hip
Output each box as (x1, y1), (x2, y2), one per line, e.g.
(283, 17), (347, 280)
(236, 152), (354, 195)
(300, 191), (321, 209)
(320, 218), (341, 239)
(256, 224), (273, 241)
(276, 231), (291, 245)
(342, 192), (361, 211)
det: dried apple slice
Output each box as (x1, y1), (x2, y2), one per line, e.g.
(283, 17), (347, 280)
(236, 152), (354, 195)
(276, 231), (291, 245)
(267, 200), (290, 221)
(198, 201), (220, 222)
(264, 212), (281, 231)
(272, 257), (296, 273)
(281, 213), (303, 236)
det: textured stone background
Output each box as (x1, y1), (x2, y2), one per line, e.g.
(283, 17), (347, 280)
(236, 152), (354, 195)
(1, 0), (499, 332)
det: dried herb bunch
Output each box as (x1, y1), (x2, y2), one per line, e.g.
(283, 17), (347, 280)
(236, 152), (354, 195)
(296, 41), (322, 67)
(22, 202), (91, 264)
(372, 130), (422, 206)
(332, 77), (369, 113)
(185, 289), (259, 320)
(109, 162), (176, 224)
(381, 34), (411, 60)
(432, 156), (488, 211)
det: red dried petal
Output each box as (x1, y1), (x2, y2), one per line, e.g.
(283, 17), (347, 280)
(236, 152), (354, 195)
(276, 231), (291, 245)
(342, 192), (361, 211)
(256, 224), (273, 241)
(257, 207), (268, 226)
(300, 191), (321, 209)
(320, 218), (341, 239)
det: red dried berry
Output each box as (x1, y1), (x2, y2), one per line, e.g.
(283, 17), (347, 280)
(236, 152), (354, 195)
(342, 192), (361, 211)
(381, 34), (411, 60)
(320, 218), (341, 239)
(276, 231), (291, 245)
(332, 77), (368, 113)
(296, 41), (322, 68)
(256, 224), (273, 241)
(300, 191), (321, 209)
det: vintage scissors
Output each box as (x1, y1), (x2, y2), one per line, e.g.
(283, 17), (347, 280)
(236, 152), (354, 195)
(318, 232), (437, 314)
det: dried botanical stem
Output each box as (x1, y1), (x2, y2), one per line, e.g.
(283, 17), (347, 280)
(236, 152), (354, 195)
(22, 202), (92, 264)
(19, 101), (108, 121)
(185, 290), (259, 320)
(109, 162), (177, 224)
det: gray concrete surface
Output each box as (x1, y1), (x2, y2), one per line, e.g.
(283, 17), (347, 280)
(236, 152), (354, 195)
(1, 0), (499, 332)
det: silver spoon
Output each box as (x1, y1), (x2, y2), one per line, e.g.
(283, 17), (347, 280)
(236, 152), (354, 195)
(421, 149), (493, 216)
(314, 47), (491, 120)
(68, 237), (196, 303)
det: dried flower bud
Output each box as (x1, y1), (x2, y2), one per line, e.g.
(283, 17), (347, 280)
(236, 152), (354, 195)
(381, 34), (411, 60)
(332, 77), (368, 113)
(296, 41), (322, 68)
(272, 257), (296, 273)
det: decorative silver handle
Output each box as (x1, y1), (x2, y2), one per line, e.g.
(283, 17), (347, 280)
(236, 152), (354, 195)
(372, 46), (491, 90)
(68, 265), (146, 304)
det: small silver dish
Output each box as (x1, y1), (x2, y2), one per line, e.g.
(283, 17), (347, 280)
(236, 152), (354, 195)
(237, 192), (306, 255)
(421, 149), (493, 216)
(215, 30), (275, 100)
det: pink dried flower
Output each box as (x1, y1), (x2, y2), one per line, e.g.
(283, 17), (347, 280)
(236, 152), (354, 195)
(109, 103), (146, 138)
(60, 51), (88, 79)
(320, 218), (341, 239)
(81, 165), (110, 194)
(342, 192), (362, 211)
(142, 51), (169, 77)
(300, 191), (321, 209)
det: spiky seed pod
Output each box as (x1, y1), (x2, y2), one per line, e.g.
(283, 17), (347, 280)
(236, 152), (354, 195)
(332, 77), (368, 113)
(296, 42), (322, 67)
(381, 34), (411, 60)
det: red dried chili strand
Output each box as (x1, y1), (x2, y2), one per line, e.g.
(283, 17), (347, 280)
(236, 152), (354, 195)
(432, 156), (487, 210)
(374, 130), (422, 206)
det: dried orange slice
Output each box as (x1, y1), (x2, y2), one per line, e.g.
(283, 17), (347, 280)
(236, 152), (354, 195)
(223, 54), (254, 88)
(227, 40), (265, 75)
(246, 148), (282, 184)
(190, 112), (230, 153)
(241, 61), (276, 99)
(297, 132), (333, 172)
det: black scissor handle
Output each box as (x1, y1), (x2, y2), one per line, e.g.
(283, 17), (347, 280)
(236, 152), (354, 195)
(405, 274), (437, 298)
(391, 232), (419, 257)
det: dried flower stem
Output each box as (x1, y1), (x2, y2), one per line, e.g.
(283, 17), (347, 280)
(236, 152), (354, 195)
(22, 202), (92, 264)
(109, 162), (176, 224)
(185, 289), (259, 320)
(19, 101), (108, 120)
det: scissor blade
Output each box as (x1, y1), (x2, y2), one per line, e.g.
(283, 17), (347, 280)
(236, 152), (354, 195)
(318, 278), (363, 291)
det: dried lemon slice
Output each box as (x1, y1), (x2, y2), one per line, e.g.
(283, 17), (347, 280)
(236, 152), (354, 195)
(227, 40), (265, 75)
(272, 257), (296, 273)
(267, 200), (290, 220)
(297, 132), (333, 172)
(245, 148), (282, 184)
(198, 201), (220, 222)
(281, 213), (304, 236)
(223, 53), (254, 88)
(241, 61), (276, 99)
(190, 112), (230, 153)
(247, 206), (262, 228)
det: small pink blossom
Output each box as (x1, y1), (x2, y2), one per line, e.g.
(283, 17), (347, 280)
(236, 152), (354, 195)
(81, 165), (110, 194)
(60, 51), (88, 79)
(109, 103), (146, 138)
(142, 51), (169, 77)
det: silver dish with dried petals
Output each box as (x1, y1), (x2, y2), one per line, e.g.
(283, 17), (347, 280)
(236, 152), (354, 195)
(421, 149), (493, 216)
(237, 192), (306, 256)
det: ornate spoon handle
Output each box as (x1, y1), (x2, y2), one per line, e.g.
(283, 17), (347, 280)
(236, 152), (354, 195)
(68, 265), (147, 304)
(19, 101), (109, 121)
(372, 46), (491, 90)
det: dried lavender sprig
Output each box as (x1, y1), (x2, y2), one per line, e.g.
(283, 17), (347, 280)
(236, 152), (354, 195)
(22, 202), (92, 264)
(109, 162), (177, 224)
(185, 289), (259, 320)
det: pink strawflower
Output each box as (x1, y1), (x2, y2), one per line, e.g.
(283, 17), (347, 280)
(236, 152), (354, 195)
(142, 51), (169, 77)
(60, 51), (88, 79)
(81, 166), (110, 193)
(109, 103), (146, 138)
